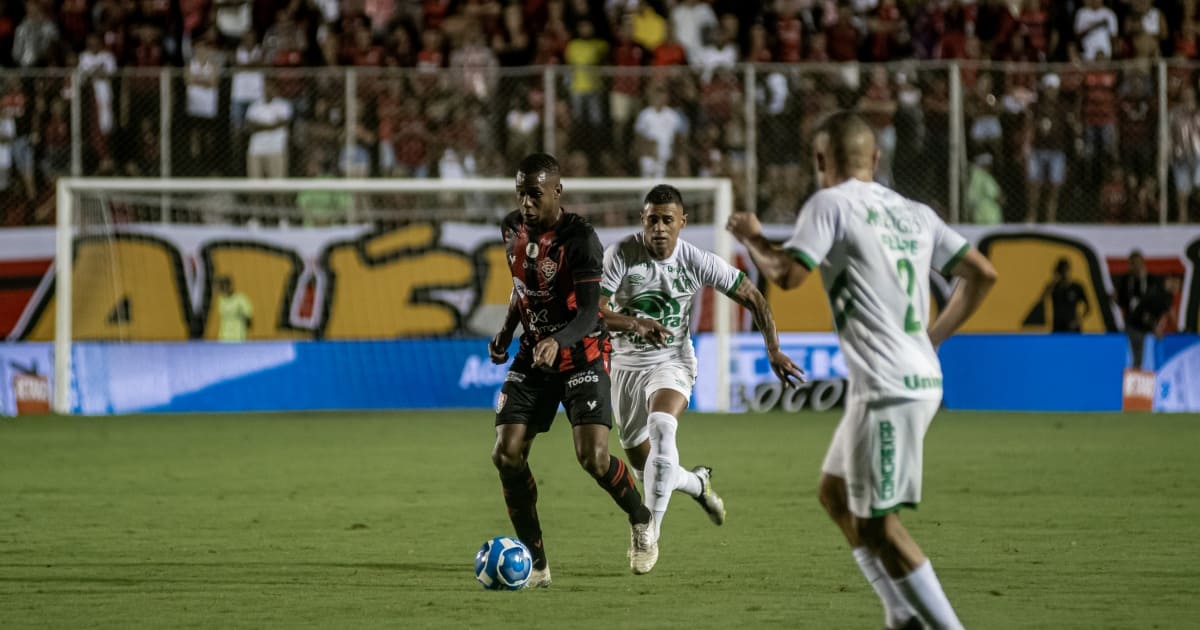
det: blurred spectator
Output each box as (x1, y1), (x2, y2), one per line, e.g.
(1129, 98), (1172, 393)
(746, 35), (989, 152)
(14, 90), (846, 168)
(37, 96), (69, 183)
(1081, 58), (1119, 184)
(1074, 0), (1118, 61)
(631, 0), (667, 51)
(1043, 257), (1089, 333)
(565, 19), (609, 127)
(13, 1), (59, 68)
(692, 22), (737, 84)
(1170, 86), (1200, 223)
(966, 152), (1003, 224)
(609, 15), (644, 153)
(774, 1), (803, 63)
(1116, 249), (1156, 368)
(671, 0), (717, 61)
(183, 30), (223, 174)
(1026, 73), (1073, 223)
(825, 4), (862, 62)
(967, 73), (1003, 160)
(1118, 62), (1156, 189)
(505, 87), (541, 165)
(634, 87), (686, 178)
(652, 23), (687, 65)
(1100, 163), (1131, 222)
(215, 0), (253, 45)
(866, 0), (904, 61)
(297, 153), (351, 226)
(1124, 0), (1167, 59)
(858, 66), (896, 186)
(393, 96), (432, 177)
(1018, 0), (1053, 62)
(450, 25), (498, 100)
(492, 1), (532, 66)
(0, 76), (32, 202)
(216, 276), (253, 342)
(245, 81), (292, 179)
(230, 31), (264, 134)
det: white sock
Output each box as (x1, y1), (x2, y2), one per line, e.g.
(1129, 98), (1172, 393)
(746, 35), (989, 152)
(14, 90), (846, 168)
(852, 547), (917, 629)
(674, 465), (702, 497)
(643, 412), (680, 539)
(895, 560), (964, 630)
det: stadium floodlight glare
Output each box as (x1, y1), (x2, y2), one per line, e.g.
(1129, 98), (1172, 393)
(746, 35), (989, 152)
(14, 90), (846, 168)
(54, 177), (736, 415)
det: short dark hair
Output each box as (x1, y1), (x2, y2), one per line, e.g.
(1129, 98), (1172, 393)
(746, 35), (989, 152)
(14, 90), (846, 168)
(1055, 258), (1070, 274)
(1129, 249), (1144, 261)
(517, 152), (560, 177)
(643, 184), (684, 208)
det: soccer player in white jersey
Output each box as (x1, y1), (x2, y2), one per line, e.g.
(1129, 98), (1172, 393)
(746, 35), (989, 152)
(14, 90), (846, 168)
(727, 112), (998, 630)
(600, 184), (803, 574)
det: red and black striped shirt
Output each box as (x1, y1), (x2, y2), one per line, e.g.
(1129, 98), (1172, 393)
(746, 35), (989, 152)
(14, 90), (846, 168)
(502, 209), (609, 372)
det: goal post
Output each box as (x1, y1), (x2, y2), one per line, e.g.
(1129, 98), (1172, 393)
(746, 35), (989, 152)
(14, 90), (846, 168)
(53, 176), (736, 415)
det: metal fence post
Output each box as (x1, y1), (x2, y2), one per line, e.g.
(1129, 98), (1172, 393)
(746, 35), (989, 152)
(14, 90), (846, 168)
(948, 62), (963, 224)
(70, 69), (82, 176)
(1158, 59), (1169, 225)
(542, 66), (555, 154)
(743, 63), (757, 216)
(160, 68), (172, 223)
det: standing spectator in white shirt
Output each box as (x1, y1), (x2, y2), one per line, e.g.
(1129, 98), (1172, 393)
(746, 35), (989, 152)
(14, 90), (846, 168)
(1074, 0), (1118, 61)
(245, 81), (293, 179)
(670, 0), (717, 61)
(230, 31), (264, 136)
(634, 88), (687, 178)
(12, 2), (59, 68)
(184, 29), (225, 174)
(78, 34), (117, 164)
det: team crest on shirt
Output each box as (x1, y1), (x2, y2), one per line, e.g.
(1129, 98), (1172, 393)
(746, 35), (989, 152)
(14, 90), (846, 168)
(495, 392), (507, 413)
(539, 258), (558, 281)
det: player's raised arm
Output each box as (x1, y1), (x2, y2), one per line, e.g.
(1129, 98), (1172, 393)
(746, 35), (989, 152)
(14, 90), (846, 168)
(728, 280), (805, 387)
(928, 247), (998, 348)
(726, 211), (813, 290)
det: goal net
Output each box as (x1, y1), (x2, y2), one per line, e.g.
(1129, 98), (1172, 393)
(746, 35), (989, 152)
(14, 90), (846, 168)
(48, 177), (735, 414)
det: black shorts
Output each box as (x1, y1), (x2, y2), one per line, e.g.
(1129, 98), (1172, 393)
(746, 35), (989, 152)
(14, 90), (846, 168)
(495, 356), (612, 435)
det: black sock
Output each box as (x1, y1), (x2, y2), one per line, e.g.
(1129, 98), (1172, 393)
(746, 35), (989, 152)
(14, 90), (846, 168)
(500, 465), (547, 570)
(595, 455), (652, 525)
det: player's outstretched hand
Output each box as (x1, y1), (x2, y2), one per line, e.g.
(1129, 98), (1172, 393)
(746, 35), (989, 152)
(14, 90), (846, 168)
(489, 330), (512, 364)
(532, 337), (560, 370)
(725, 211), (763, 242)
(768, 349), (806, 388)
(635, 318), (671, 348)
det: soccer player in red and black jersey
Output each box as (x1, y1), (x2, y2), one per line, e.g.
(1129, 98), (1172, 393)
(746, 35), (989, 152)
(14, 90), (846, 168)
(488, 153), (656, 587)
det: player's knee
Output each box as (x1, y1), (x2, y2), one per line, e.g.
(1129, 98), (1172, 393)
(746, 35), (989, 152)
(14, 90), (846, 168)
(854, 517), (888, 553)
(491, 442), (525, 474)
(575, 443), (609, 478)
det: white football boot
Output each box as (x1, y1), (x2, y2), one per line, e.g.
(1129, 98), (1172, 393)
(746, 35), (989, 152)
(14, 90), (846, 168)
(629, 515), (658, 575)
(523, 564), (552, 589)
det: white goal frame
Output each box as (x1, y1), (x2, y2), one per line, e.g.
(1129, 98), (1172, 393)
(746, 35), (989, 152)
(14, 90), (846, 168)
(54, 177), (736, 415)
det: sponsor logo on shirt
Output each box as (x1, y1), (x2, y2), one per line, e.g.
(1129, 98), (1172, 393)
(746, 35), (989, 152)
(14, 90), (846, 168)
(566, 370), (600, 388)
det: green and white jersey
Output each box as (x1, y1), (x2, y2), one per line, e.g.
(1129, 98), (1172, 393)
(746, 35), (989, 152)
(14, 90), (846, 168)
(602, 234), (745, 370)
(785, 179), (969, 402)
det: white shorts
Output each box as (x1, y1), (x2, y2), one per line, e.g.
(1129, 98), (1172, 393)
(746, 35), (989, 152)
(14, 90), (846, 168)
(610, 362), (696, 449)
(821, 396), (941, 519)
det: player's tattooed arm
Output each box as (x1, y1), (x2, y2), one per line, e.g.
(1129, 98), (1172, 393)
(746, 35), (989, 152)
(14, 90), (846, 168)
(726, 212), (812, 290)
(731, 280), (805, 387)
(599, 295), (670, 347)
(489, 289), (522, 364)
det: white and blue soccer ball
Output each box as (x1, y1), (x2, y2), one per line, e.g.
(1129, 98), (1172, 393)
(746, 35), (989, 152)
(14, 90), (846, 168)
(474, 536), (532, 590)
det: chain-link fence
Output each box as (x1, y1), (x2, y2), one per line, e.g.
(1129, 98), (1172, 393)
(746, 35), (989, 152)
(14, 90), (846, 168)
(4, 59), (1197, 227)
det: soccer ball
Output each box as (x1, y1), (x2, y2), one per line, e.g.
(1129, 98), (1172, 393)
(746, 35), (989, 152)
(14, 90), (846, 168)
(474, 536), (532, 590)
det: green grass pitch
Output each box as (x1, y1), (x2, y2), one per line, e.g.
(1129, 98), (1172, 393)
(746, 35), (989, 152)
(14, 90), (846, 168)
(2, 410), (1199, 629)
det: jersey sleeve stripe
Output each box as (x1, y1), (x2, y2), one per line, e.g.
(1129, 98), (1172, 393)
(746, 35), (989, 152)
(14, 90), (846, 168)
(575, 277), (601, 283)
(723, 271), (746, 297)
(940, 243), (971, 276)
(787, 248), (819, 271)
(600, 287), (614, 296)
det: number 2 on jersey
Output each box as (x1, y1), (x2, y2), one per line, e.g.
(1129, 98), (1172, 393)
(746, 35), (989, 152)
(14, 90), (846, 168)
(896, 258), (922, 334)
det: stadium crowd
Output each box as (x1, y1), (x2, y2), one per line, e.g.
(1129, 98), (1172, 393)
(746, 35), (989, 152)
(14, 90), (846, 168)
(1, 0), (1199, 225)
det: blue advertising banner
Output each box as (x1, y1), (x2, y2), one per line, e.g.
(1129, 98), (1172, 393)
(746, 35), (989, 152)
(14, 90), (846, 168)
(2, 334), (1197, 415)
